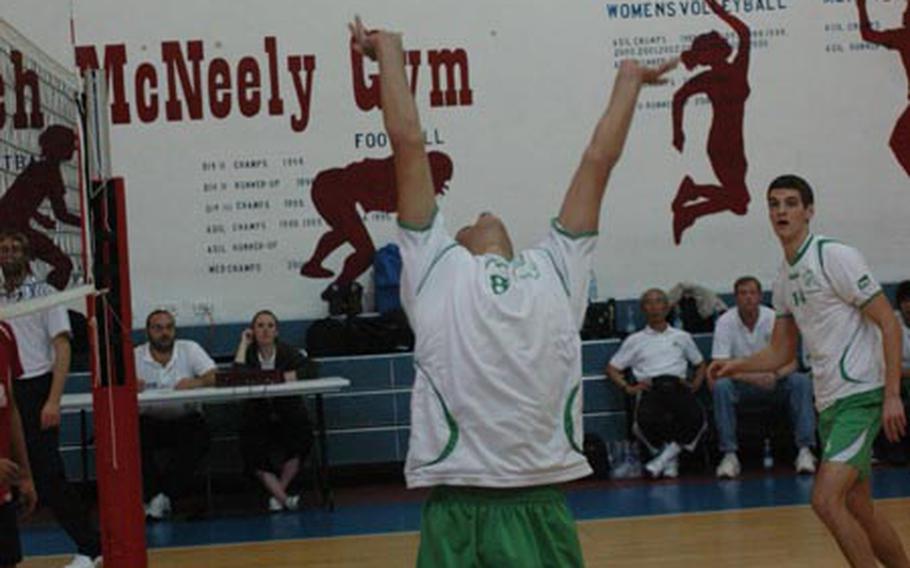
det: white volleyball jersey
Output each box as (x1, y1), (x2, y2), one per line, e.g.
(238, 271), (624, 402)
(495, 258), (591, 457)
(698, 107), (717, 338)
(399, 210), (594, 488)
(772, 234), (884, 411)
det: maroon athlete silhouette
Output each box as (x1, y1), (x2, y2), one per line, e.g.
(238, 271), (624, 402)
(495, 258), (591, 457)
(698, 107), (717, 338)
(0, 125), (81, 290)
(671, 0), (751, 245)
(300, 151), (453, 296)
(857, 0), (910, 176)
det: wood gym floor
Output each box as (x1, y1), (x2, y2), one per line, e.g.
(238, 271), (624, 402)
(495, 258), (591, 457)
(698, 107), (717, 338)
(19, 468), (910, 567)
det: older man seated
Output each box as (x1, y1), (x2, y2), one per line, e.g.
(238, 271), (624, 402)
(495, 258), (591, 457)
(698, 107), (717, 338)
(606, 288), (707, 478)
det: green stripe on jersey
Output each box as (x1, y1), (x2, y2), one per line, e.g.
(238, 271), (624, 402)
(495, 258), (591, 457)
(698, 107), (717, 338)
(413, 361), (460, 468)
(563, 383), (584, 455)
(788, 234), (814, 266)
(838, 325), (866, 384)
(816, 237), (843, 286)
(550, 217), (598, 240)
(416, 243), (458, 296)
(538, 248), (570, 298)
(858, 289), (883, 310)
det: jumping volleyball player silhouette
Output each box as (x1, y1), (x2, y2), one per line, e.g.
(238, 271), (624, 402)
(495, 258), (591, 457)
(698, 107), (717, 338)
(0, 125), (81, 290)
(671, 0), (751, 244)
(300, 152), (452, 299)
(857, 0), (910, 177)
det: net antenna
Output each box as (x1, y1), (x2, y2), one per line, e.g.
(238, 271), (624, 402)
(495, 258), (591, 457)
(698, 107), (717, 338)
(84, 68), (111, 194)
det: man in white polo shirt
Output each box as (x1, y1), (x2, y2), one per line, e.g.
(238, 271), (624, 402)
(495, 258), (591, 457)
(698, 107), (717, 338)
(0, 231), (101, 568)
(349, 16), (674, 567)
(709, 275), (817, 478)
(134, 309), (215, 520)
(607, 288), (707, 478)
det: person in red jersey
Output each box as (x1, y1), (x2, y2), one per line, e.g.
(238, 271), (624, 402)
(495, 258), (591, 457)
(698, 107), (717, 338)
(0, 321), (37, 568)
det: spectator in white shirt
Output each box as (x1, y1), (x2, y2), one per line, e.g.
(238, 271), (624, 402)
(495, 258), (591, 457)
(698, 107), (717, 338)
(709, 276), (817, 478)
(133, 309), (215, 520)
(606, 288), (707, 479)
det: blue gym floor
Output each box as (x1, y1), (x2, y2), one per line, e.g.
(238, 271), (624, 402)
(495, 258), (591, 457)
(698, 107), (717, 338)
(21, 467), (910, 557)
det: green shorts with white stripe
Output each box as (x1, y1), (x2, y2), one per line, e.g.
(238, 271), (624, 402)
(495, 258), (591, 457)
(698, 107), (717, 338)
(819, 387), (883, 479)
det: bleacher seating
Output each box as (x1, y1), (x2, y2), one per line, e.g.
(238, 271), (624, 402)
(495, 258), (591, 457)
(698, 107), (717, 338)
(57, 334), (715, 480)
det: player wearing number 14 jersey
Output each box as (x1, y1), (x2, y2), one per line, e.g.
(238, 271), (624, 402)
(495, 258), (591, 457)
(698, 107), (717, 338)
(709, 175), (909, 567)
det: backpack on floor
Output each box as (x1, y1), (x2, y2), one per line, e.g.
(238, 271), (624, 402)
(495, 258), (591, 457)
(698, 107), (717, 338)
(678, 295), (715, 333)
(322, 281), (364, 317)
(581, 299), (617, 340)
(373, 243), (402, 314)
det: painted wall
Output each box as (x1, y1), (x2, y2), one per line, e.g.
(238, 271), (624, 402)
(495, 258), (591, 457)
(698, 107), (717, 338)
(3, 0), (908, 327)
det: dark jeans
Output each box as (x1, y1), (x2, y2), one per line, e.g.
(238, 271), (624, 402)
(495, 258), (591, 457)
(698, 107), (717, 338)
(139, 412), (210, 501)
(14, 373), (100, 558)
(239, 397), (313, 475)
(633, 376), (706, 453)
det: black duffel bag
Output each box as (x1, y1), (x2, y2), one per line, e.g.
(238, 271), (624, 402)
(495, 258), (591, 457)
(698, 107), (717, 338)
(306, 310), (415, 357)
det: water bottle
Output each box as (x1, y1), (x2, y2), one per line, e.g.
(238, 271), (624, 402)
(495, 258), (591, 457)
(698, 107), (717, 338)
(762, 438), (774, 470)
(587, 270), (598, 303)
(610, 441), (629, 479)
(627, 441), (642, 478)
(624, 305), (636, 334)
(610, 440), (626, 479)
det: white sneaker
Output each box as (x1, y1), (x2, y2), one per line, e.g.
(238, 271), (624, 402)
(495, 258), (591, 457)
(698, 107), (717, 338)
(285, 494), (300, 511)
(268, 497), (283, 512)
(716, 452), (741, 479)
(662, 457), (679, 478)
(645, 442), (681, 478)
(145, 492), (172, 520)
(795, 447), (817, 474)
(63, 554), (99, 568)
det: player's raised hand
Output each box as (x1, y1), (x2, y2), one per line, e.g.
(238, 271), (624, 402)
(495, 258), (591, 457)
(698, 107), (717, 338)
(348, 16), (375, 59)
(619, 58), (678, 86)
(349, 16), (404, 62)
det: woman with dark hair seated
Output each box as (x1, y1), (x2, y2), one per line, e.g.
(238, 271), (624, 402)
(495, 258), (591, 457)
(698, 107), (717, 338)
(234, 310), (316, 511)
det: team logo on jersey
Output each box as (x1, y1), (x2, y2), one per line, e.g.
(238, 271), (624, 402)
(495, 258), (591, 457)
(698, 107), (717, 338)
(802, 270), (820, 290)
(512, 255), (541, 281)
(490, 275), (509, 295)
(485, 258), (511, 295)
(857, 275), (871, 291)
